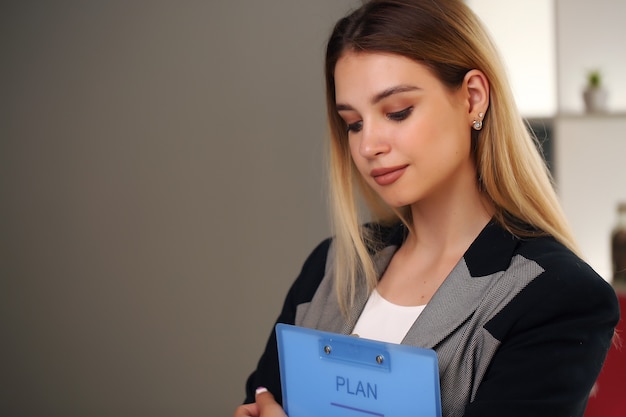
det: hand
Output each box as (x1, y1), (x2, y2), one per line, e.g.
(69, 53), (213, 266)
(233, 387), (287, 417)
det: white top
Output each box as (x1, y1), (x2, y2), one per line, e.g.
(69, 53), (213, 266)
(351, 289), (426, 344)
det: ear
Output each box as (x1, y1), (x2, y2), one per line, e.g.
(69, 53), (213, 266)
(463, 69), (490, 126)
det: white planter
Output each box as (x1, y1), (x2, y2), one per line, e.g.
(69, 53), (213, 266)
(583, 87), (608, 113)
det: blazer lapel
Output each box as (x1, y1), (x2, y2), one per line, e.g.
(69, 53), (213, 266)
(402, 258), (503, 348)
(402, 221), (520, 348)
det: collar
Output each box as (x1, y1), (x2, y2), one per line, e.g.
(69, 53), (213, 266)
(373, 220), (520, 278)
(343, 220), (524, 346)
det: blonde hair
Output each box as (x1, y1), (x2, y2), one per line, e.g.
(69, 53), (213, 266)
(324, 0), (579, 314)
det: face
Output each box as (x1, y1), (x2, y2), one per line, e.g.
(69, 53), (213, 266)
(334, 51), (478, 209)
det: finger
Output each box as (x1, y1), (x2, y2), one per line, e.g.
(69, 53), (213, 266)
(233, 402), (259, 417)
(254, 387), (275, 405)
(255, 387), (286, 416)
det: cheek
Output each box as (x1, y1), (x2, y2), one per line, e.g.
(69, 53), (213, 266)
(417, 112), (471, 155)
(396, 118), (436, 152)
(348, 138), (363, 167)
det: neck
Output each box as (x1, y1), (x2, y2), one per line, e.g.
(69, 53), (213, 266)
(404, 189), (494, 257)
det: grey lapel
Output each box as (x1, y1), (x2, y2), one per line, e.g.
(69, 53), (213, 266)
(402, 257), (501, 348)
(296, 242), (399, 334)
(402, 254), (544, 349)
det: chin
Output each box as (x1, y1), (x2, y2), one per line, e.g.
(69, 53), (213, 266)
(374, 188), (417, 210)
(383, 197), (413, 209)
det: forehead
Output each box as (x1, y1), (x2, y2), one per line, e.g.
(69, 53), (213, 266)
(334, 51), (438, 103)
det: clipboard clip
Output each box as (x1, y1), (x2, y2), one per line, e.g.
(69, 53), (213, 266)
(319, 337), (391, 372)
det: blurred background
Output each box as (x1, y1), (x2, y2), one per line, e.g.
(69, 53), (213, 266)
(1, 1), (624, 416)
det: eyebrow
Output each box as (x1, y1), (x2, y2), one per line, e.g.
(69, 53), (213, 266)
(336, 85), (420, 111)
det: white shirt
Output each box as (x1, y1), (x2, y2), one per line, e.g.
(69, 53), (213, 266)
(351, 288), (426, 344)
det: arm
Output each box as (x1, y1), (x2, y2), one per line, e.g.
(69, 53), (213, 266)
(243, 238), (332, 404)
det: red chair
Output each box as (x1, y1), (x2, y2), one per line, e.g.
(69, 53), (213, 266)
(584, 291), (626, 416)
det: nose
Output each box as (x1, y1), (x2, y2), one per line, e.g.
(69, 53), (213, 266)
(359, 120), (390, 159)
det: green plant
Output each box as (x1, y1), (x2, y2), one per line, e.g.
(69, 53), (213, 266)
(587, 70), (602, 88)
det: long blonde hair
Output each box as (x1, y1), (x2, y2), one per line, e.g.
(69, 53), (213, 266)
(324, 0), (579, 314)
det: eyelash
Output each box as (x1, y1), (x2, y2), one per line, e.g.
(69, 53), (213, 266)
(346, 121), (363, 133)
(387, 106), (413, 122)
(345, 106), (414, 134)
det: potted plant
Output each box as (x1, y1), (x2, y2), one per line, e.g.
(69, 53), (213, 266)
(583, 70), (608, 113)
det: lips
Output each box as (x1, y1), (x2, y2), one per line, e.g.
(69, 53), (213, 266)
(371, 165), (408, 186)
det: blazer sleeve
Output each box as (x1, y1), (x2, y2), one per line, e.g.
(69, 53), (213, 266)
(242, 237), (331, 405)
(464, 258), (620, 417)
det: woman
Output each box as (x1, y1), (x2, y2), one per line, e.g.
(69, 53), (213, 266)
(234, 1), (619, 416)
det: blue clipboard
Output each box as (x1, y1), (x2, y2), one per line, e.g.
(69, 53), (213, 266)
(276, 323), (442, 417)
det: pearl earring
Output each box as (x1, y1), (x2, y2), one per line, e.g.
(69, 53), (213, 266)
(472, 112), (484, 131)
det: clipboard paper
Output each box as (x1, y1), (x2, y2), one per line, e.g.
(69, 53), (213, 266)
(276, 323), (442, 417)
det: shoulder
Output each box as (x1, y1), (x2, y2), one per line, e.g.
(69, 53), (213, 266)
(471, 221), (614, 301)
(286, 222), (403, 304)
(466, 235), (619, 417)
(516, 236), (613, 297)
(489, 235), (619, 337)
(285, 237), (333, 306)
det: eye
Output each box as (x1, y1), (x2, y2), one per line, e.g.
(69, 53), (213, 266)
(386, 106), (413, 122)
(346, 120), (363, 133)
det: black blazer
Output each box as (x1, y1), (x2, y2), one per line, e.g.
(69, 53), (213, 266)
(245, 221), (620, 417)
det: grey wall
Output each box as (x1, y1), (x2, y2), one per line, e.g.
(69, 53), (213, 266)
(0, 1), (357, 415)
